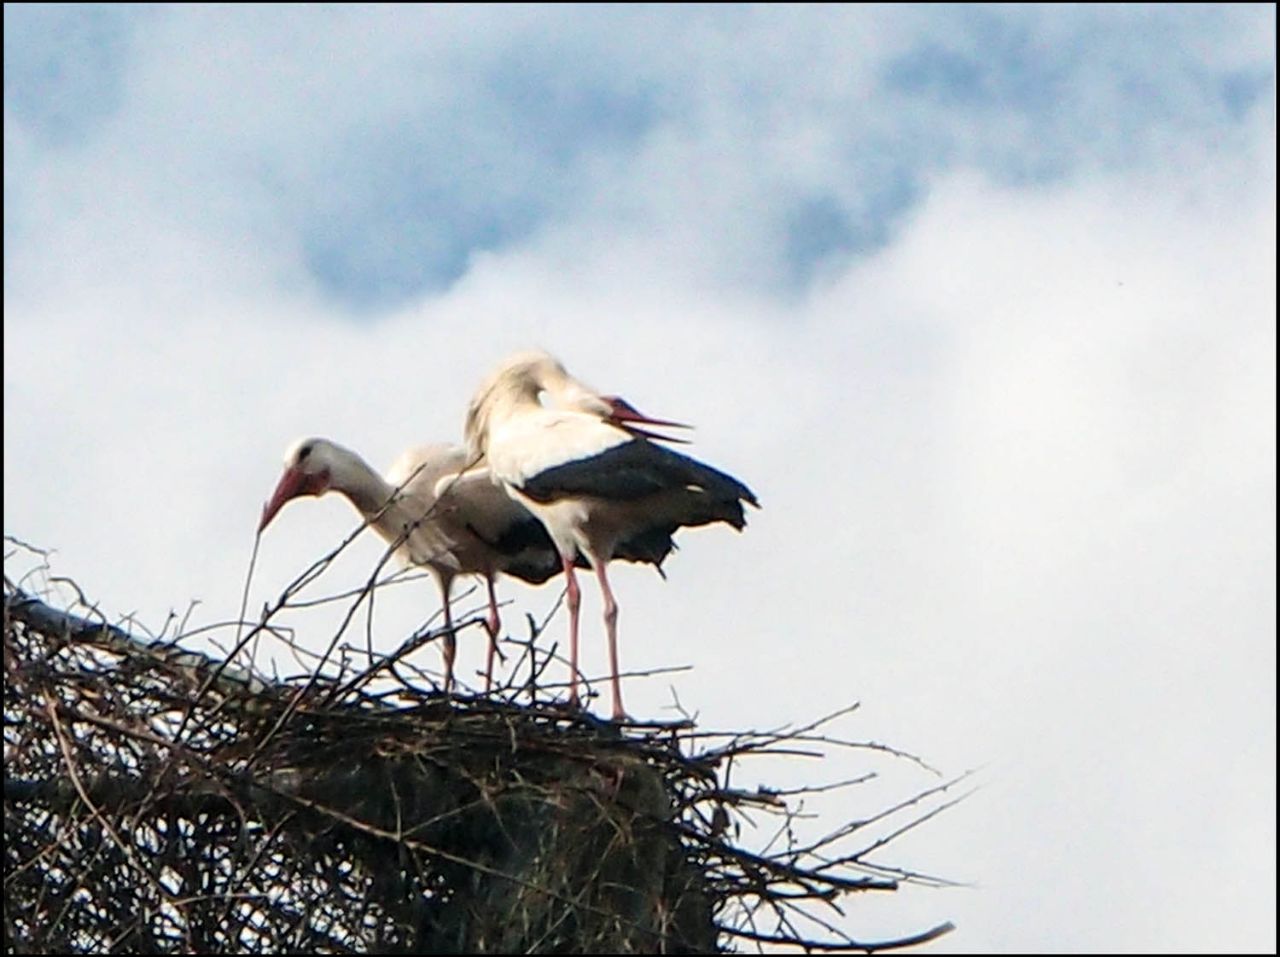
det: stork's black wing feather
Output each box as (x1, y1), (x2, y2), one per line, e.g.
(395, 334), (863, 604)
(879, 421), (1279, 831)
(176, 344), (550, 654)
(519, 440), (758, 514)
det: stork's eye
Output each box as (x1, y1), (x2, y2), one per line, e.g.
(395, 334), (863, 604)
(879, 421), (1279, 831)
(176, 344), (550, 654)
(297, 444), (313, 461)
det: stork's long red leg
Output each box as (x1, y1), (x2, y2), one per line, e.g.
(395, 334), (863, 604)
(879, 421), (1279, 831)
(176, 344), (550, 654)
(594, 560), (628, 722)
(483, 572), (501, 692)
(562, 553), (582, 708)
(438, 572), (457, 693)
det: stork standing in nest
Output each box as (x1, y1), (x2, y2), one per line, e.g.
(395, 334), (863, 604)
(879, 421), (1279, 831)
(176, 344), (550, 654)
(258, 438), (567, 691)
(465, 350), (759, 721)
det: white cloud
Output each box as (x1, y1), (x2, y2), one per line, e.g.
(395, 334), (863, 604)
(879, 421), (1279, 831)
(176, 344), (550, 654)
(7, 6), (1272, 306)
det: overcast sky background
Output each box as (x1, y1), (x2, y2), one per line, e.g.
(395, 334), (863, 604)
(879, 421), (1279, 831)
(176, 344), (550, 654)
(4, 5), (1275, 952)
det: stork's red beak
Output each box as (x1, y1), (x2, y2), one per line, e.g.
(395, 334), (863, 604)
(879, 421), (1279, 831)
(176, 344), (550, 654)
(258, 467), (325, 533)
(602, 395), (692, 443)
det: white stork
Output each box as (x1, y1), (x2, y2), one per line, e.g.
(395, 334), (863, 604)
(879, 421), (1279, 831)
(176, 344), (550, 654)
(465, 350), (759, 720)
(258, 438), (568, 691)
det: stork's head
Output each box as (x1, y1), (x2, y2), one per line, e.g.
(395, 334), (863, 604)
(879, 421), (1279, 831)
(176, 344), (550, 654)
(464, 349), (692, 452)
(464, 350), (578, 457)
(258, 437), (345, 532)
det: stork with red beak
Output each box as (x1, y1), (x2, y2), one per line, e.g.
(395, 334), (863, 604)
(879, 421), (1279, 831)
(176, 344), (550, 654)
(465, 350), (759, 720)
(258, 438), (569, 691)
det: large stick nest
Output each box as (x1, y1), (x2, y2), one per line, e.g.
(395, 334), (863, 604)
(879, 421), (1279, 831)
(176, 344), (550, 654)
(4, 561), (960, 954)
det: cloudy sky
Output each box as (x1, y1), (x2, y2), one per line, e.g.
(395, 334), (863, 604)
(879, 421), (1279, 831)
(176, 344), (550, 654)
(4, 5), (1275, 951)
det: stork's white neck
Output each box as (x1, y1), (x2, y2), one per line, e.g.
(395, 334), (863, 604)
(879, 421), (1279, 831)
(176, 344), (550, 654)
(315, 443), (398, 520)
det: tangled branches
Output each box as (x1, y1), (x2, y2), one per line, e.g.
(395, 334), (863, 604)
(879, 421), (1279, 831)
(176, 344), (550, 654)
(4, 539), (961, 954)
